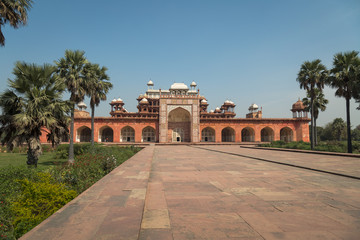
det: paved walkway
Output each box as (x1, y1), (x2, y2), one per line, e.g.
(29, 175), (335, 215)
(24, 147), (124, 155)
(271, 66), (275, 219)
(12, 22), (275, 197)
(22, 146), (360, 240)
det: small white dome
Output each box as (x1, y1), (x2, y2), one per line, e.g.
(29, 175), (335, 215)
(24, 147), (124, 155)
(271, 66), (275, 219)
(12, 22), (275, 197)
(224, 100), (231, 104)
(250, 103), (258, 109)
(210, 110), (214, 113)
(117, 98), (123, 102)
(201, 99), (207, 103)
(215, 107), (220, 110)
(140, 98), (148, 103)
(170, 82), (189, 90)
(112, 98), (116, 102)
(77, 101), (87, 108)
(190, 81), (197, 87)
(229, 101), (234, 104)
(147, 80), (154, 86)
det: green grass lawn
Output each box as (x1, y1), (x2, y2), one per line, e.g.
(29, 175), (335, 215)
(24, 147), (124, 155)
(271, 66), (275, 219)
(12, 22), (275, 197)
(0, 151), (68, 169)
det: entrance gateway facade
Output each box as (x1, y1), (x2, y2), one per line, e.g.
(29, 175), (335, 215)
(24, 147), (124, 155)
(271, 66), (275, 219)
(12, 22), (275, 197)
(40, 81), (310, 144)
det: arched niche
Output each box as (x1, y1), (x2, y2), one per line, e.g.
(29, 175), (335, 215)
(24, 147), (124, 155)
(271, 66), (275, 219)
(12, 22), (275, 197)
(201, 127), (215, 142)
(99, 126), (114, 142)
(261, 127), (274, 142)
(76, 126), (91, 142)
(121, 126), (135, 142)
(280, 127), (293, 142)
(241, 127), (255, 142)
(221, 127), (235, 142)
(142, 126), (156, 142)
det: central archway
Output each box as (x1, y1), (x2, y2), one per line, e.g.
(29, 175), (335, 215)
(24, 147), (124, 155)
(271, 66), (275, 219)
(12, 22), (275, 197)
(168, 107), (191, 142)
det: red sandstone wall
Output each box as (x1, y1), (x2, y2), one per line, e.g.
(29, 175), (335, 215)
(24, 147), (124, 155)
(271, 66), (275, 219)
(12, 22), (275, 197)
(40, 118), (309, 144)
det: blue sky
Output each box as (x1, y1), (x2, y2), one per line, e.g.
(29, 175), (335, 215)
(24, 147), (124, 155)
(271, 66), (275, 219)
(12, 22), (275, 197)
(1, 0), (360, 127)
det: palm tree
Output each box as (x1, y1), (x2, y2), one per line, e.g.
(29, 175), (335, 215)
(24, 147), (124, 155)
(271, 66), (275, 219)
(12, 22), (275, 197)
(84, 63), (112, 147)
(0, 61), (66, 167)
(297, 59), (328, 150)
(46, 102), (70, 148)
(0, 0), (33, 46)
(55, 50), (88, 163)
(328, 51), (360, 153)
(302, 88), (329, 145)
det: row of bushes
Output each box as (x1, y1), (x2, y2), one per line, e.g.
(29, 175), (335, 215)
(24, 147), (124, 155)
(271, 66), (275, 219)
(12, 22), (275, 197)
(260, 140), (360, 153)
(0, 144), (141, 239)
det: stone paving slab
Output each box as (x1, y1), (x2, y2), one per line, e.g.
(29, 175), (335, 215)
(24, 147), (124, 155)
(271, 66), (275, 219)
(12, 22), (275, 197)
(21, 145), (360, 240)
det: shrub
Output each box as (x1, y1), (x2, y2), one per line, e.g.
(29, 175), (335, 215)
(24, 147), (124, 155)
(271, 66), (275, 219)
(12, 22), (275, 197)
(52, 146), (141, 193)
(55, 143), (93, 159)
(0, 167), (40, 240)
(11, 172), (77, 239)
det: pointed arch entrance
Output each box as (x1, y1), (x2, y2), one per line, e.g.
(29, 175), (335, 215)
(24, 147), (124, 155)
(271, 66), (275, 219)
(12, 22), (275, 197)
(77, 126), (91, 142)
(221, 127), (235, 142)
(241, 127), (255, 142)
(99, 126), (113, 142)
(121, 126), (135, 142)
(142, 126), (156, 142)
(168, 107), (191, 142)
(261, 127), (274, 142)
(201, 127), (215, 142)
(280, 127), (293, 142)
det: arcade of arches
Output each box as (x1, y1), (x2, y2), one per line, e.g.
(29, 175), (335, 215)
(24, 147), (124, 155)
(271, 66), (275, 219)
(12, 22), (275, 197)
(73, 125), (296, 143)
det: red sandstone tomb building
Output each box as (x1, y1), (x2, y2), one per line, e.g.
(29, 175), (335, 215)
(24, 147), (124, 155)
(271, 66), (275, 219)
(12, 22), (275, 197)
(41, 81), (310, 144)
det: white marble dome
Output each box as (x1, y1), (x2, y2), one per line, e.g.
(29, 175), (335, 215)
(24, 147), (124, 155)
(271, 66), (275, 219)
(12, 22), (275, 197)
(170, 82), (189, 90)
(77, 101), (87, 108)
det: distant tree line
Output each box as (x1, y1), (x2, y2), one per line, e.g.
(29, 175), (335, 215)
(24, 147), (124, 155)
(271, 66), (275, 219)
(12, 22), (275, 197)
(297, 51), (360, 153)
(314, 118), (360, 142)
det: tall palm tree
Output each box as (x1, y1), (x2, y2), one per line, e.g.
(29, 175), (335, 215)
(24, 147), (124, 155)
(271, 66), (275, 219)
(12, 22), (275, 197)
(297, 59), (328, 150)
(328, 51), (360, 153)
(55, 50), (88, 163)
(0, 0), (33, 46)
(46, 101), (70, 148)
(302, 88), (329, 145)
(84, 63), (112, 147)
(0, 62), (66, 167)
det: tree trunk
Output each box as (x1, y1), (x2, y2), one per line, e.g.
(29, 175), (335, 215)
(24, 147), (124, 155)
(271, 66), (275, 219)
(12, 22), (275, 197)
(310, 95), (315, 150)
(91, 104), (95, 147)
(314, 117), (318, 146)
(27, 136), (42, 168)
(68, 105), (75, 163)
(346, 97), (352, 153)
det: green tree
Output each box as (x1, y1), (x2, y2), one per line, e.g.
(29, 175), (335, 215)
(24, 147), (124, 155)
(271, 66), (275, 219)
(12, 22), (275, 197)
(46, 104), (70, 148)
(0, 62), (66, 167)
(302, 88), (328, 145)
(83, 63), (112, 147)
(55, 50), (88, 163)
(331, 118), (347, 141)
(297, 59), (328, 150)
(328, 51), (360, 153)
(352, 125), (360, 141)
(0, 0), (33, 46)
